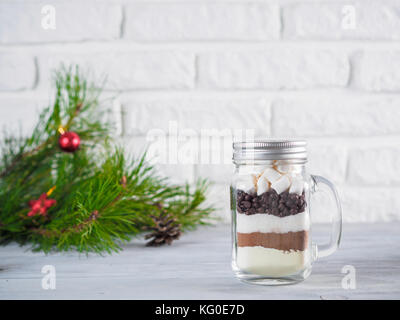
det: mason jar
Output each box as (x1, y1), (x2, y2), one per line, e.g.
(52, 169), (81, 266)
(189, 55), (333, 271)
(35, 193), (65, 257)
(231, 140), (342, 285)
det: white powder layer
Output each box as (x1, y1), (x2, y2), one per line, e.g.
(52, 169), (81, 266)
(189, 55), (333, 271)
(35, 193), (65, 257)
(236, 211), (310, 233)
(236, 247), (310, 277)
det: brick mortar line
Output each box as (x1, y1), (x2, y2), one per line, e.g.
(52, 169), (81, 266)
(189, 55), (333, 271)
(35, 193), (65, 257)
(119, 4), (126, 39)
(3, 89), (400, 99)
(117, 134), (400, 145)
(31, 57), (39, 90)
(3, 0), (400, 6)
(4, 41), (400, 50)
(6, 88), (400, 94)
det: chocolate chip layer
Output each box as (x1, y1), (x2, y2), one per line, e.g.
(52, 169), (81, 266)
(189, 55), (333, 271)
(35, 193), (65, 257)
(237, 189), (306, 217)
(237, 231), (308, 251)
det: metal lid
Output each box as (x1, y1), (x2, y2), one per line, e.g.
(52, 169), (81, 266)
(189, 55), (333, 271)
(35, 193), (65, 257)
(233, 139), (307, 162)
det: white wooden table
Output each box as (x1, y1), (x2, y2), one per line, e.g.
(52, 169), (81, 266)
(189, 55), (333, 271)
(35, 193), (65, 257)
(1, 223), (399, 300)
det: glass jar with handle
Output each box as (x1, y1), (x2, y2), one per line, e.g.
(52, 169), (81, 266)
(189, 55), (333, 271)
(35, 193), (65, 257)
(231, 140), (342, 285)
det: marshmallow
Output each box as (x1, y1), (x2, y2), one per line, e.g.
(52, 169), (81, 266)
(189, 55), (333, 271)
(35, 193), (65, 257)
(260, 168), (281, 183)
(289, 176), (304, 195)
(271, 175), (291, 194)
(257, 177), (269, 196)
(237, 175), (256, 194)
(277, 165), (302, 175)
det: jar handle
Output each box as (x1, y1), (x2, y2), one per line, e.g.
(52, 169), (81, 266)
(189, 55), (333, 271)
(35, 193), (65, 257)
(310, 175), (342, 258)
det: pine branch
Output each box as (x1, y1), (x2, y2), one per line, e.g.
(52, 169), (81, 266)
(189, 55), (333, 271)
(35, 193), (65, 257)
(0, 65), (215, 254)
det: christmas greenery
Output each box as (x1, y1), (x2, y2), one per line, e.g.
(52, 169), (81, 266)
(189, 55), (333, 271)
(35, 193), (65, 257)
(0, 66), (214, 254)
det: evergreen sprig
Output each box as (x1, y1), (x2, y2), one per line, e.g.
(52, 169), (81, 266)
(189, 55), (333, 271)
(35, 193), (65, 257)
(0, 66), (214, 254)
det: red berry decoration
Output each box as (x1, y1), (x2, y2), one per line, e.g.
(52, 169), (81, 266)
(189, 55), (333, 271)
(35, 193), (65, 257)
(58, 131), (80, 152)
(28, 193), (56, 217)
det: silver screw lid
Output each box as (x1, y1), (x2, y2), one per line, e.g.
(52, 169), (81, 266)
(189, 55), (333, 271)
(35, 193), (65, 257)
(233, 139), (307, 162)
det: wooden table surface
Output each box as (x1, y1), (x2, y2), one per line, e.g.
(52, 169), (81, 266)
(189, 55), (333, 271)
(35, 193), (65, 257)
(1, 223), (399, 300)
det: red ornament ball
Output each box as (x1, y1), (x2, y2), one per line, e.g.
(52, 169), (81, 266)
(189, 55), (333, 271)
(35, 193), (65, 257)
(58, 131), (80, 152)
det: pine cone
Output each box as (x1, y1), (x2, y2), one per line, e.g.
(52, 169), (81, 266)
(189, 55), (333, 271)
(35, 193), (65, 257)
(144, 212), (182, 247)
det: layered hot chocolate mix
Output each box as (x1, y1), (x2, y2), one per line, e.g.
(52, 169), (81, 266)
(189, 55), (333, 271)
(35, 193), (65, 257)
(235, 166), (309, 277)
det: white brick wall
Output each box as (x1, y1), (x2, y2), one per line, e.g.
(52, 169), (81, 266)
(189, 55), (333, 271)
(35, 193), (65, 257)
(272, 97), (400, 136)
(0, 3), (122, 43)
(121, 97), (271, 135)
(37, 51), (195, 90)
(353, 51), (400, 91)
(0, 53), (36, 90)
(283, 3), (400, 40)
(198, 50), (350, 89)
(1, 0), (400, 223)
(125, 3), (280, 41)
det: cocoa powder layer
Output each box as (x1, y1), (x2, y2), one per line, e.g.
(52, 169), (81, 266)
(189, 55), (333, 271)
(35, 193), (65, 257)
(237, 231), (308, 251)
